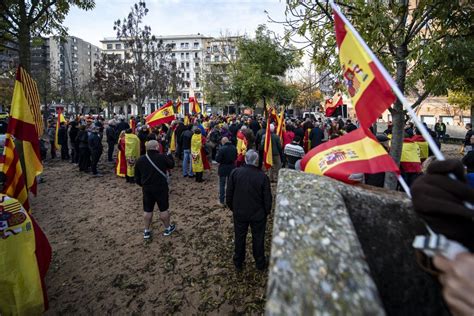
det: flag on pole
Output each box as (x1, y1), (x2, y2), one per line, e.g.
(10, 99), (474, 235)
(276, 109), (285, 143)
(189, 96), (201, 114)
(54, 110), (66, 151)
(301, 128), (400, 183)
(1, 134), (30, 211)
(145, 101), (175, 128)
(263, 117), (273, 170)
(7, 67), (43, 195)
(333, 8), (395, 129)
(325, 92), (344, 117)
(176, 97), (182, 114)
(0, 194), (52, 315)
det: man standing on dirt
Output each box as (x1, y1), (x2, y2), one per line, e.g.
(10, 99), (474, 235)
(135, 140), (176, 240)
(226, 150), (272, 272)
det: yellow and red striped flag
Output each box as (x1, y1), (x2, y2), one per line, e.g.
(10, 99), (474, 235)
(263, 117), (273, 170)
(236, 130), (248, 163)
(176, 97), (182, 114)
(1, 134), (30, 211)
(276, 109), (285, 143)
(7, 67), (43, 195)
(333, 8), (395, 129)
(189, 96), (201, 114)
(0, 194), (52, 315)
(400, 138), (422, 173)
(145, 101), (175, 128)
(411, 135), (428, 161)
(301, 128), (399, 183)
(54, 110), (66, 151)
(325, 92), (343, 117)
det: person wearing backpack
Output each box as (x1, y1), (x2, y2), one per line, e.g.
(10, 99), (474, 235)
(135, 140), (176, 240)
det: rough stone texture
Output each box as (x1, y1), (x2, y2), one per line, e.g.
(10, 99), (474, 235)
(266, 169), (448, 316)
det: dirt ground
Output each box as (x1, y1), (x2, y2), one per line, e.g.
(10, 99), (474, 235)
(32, 153), (274, 315)
(31, 143), (462, 315)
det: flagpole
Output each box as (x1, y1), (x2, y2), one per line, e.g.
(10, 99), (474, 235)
(397, 175), (412, 198)
(329, 1), (445, 161)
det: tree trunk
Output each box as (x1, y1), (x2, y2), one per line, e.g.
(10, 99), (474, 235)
(385, 44), (408, 190)
(18, 1), (31, 71)
(470, 102), (474, 125)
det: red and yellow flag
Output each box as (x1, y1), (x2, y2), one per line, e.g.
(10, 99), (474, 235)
(145, 101), (175, 128)
(411, 135), (428, 160)
(276, 109), (285, 143)
(176, 97), (182, 114)
(236, 130), (248, 163)
(325, 92), (344, 117)
(1, 134), (30, 211)
(7, 67), (43, 195)
(333, 8), (395, 129)
(400, 138), (422, 173)
(54, 110), (66, 151)
(0, 194), (52, 315)
(129, 117), (136, 133)
(301, 128), (399, 183)
(189, 96), (201, 114)
(263, 117), (273, 170)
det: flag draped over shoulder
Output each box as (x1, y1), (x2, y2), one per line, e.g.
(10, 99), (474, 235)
(411, 135), (428, 160)
(8, 67), (43, 195)
(54, 110), (66, 151)
(1, 134), (30, 211)
(400, 138), (422, 173)
(263, 117), (273, 170)
(333, 8), (395, 129)
(0, 194), (52, 315)
(236, 130), (248, 164)
(301, 128), (400, 183)
(145, 101), (175, 128)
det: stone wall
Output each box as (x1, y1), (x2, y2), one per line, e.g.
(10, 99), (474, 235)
(266, 170), (448, 315)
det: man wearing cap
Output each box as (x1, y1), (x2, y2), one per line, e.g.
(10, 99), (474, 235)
(226, 150), (272, 271)
(135, 140), (176, 239)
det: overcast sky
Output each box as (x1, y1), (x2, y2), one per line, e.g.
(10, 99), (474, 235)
(63, 0), (288, 48)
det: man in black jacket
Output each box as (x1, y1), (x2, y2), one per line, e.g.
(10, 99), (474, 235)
(226, 150), (272, 271)
(88, 126), (103, 176)
(106, 120), (117, 162)
(69, 121), (79, 163)
(215, 137), (237, 205)
(58, 122), (69, 160)
(135, 140), (176, 240)
(180, 126), (194, 177)
(309, 122), (324, 149)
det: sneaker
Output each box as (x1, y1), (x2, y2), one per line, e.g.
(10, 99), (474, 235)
(143, 230), (152, 240)
(163, 224), (176, 236)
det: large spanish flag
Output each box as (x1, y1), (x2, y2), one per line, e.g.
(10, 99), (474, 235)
(263, 117), (273, 170)
(301, 128), (399, 183)
(8, 67), (43, 195)
(333, 8), (395, 129)
(1, 134), (30, 211)
(145, 101), (175, 128)
(0, 194), (52, 315)
(54, 110), (66, 151)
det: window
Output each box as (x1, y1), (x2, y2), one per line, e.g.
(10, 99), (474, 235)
(421, 115), (435, 125)
(185, 82), (190, 88)
(181, 52), (184, 59)
(182, 93), (188, 99)
(115, 43), (122, 49)
(87, 51), (91, 55)
(186, 62), (189, 68)
(88, 44), (91, 48)
(196, 82), (200, 88)
(212, 45), (218, 52)
(107, 44), (112, 49)
(124, 43), (128, 49)
(193, 42), (199, 48)
(186, 73), (190, 79)
(171, 53), (175, 57)
(185, 42), (189, 48)
(440, 116), (454, 125)
(196, 92), (201, 98)
(195, 72), (200, 79)
(73, 38), (77, 43)
(181, 62), (185, 68)
(214, 55), (220, 62)
(194, 52), (198, 58)
(180, 43), (185, 48)
(195, 63), (199, 67)
(185, 52), (189, 59)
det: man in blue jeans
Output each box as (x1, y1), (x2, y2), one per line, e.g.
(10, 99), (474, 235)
(215, 137), (237, 206)
(180, 125), (194, 177)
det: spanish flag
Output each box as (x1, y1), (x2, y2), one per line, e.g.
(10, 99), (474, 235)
(303, 128), (311, 153)
(189, 96), (201, 114)
(411, 135), (429, 161)
(325, 93), (343, 117)
(145, 101), (175, 128)
(54, 109), (66, 151)
(276, 109), (285, 143)
(333, 7), (395, 129)
(236, 130), (248, 164)
(301, 128), (400, 183)
(184, 115), (190, 126)
(0, 194), (52, 315)
(1, 134), (30, 211)
(176, 97), (182, 114)
(400, 138), (422, 173)
(130, 117), (136, 133)
(7, 67), (43, 195)
(263, 118), (273, 170)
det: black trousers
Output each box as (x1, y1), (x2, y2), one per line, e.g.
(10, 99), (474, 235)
(233, 217), (266, 269)
(107, 141), (115, 161)
(258, 149), (264, 169)
(195, 172), (203, 182)
(91, 150), (102, 175)
(60, 143), (70, 160)
(50, 143), (56, 159)
(78, 147), (91, 172)
(73, 143), (80, 163)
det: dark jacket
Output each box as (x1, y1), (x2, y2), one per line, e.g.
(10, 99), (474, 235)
(69, 125), (79, 145)
(309, 127), (324, 148)
(249, 120), (260, 136)
(255, 128), (266, 151)
(88, 132), (103, 153)
(106, 126), (117, 143)
(116, 121), (130, 134)
(464, 129), (473, 147)
(181, 129), (193, 150)
(462, 150), (474, 173)
(215, 142), (237, 176)
(346, 123), (357, 133)
(226, 165), (272, 221)
(57, 125), (68, 145)
(135, 150), (175, 189)
(77, 130), (89, 149)
(175, 123), (186, 146)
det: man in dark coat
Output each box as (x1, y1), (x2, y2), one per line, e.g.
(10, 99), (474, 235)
(57, 122), (69, 160)
(77, 125), (90, 172)
(106, 120), (118, 162)
(226, 150), (272, 272)
(345, 119), (357, 133)
(135, 140), (176, 240)
(88, 126), (103, 176)
(215, 137), (237, 205)
(174, 121), (186, 160)
(116, 117), (130, 135)
(69, 121), (79, 163)
(309, 122), (324, 149)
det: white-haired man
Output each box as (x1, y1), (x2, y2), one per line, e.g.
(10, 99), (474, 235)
(226, 149), (272, 272)
(135, 140), (176, 240)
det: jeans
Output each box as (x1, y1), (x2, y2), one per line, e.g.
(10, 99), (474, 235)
(182, 149), (194, 176)
(219, 176), (228, 204)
